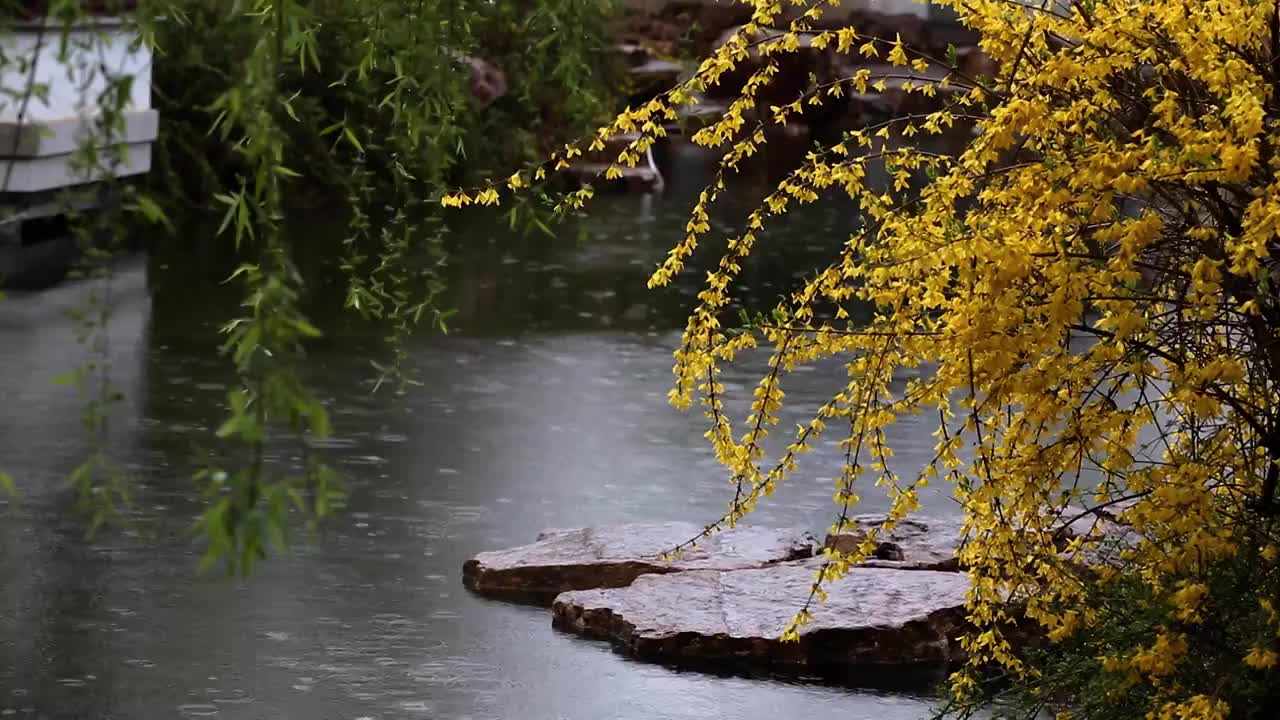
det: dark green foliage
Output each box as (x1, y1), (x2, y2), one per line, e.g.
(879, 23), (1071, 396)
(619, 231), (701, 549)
(144, 0), (619, 214)
(953, 522), (1280, 720)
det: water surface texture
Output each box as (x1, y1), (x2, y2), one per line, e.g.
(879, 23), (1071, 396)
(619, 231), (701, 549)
(0, 146), (959, 719)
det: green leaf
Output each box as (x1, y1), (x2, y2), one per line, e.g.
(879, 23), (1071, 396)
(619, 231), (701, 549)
(0, 470), (16, 500)
(266, 490), (289, 551)
(131, 194), (173, 231)
(286, 487), (307, 513)
(215, 193), (239, 237)
(281, 98), (300, 123)
(291, 318), (323, 338)
(239, 537), (256, 577)
(49, 371), (79, 386)
(235, 196), (252, 244)
(531, 216), (555, 239)
(215, 415), (241, 439)
(342, 126), (364, 153)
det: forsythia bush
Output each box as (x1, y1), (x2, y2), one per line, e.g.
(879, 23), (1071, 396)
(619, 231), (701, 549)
(453, 0), (1280, 716)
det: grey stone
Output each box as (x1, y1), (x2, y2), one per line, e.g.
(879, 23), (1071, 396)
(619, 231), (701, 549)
(463, 523), (817, 604)
(820, 511), (1141, 575)
(462, 55), (507, 109)
(1053, 509), (1143, 569)
(823, 514), (963, 571)
(552, 559), (971, 673)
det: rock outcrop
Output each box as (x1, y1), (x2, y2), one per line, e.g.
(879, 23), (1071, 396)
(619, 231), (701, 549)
(823, 514), (963, 571)
(461, 55), (507, 109)
(552, 560), (970, 675)
(820, 511), (1142, 573)
(463, 523), (816, 604)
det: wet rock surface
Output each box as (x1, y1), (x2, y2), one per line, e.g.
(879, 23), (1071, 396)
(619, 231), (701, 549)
(463, 523), (817, 604)
(1055, 510), (1143, 569)
(824, 514), (963, 571)
(552, 560), (970, 674)
(821, 512), (1140, 573)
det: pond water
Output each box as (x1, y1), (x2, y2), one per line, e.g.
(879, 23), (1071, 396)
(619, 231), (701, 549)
(0, 142), (962, 719)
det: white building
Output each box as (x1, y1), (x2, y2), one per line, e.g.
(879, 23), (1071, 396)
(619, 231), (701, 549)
(0, 11), (157, 285)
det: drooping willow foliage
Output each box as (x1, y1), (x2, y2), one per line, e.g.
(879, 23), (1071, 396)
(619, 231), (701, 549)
(448, 0), (1280, 717)
(0, 0), (617, 572)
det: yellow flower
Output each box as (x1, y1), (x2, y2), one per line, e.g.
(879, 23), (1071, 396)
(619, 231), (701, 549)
(1150, 696), (1230, 720)
(1171, 582), (1209, 623)
(1244, 647), (1278, 670)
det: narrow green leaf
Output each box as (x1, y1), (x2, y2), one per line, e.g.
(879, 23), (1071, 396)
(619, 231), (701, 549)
(342, 126), (364, 153)
(131, 194), (173, 231)
(216, 195), (238, 237)
(532, 217), (555, 239)
(292, 318), (323, 338)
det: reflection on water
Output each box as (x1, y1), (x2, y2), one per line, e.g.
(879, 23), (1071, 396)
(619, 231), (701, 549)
(0, 141), (960, 719)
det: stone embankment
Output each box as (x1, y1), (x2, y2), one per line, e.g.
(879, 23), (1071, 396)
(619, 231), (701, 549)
(613, 1), (995, 130)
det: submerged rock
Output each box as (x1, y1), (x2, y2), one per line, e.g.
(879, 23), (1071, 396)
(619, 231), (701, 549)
(461, 55), (507, 109)
(462, 523), (816, 604)
(552, 560), (970, 675)
(823, 514), (963, 571)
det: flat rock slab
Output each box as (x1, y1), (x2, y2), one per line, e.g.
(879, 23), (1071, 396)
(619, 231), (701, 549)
(463, 523), (816, 604)
(553, 560), (970, 675)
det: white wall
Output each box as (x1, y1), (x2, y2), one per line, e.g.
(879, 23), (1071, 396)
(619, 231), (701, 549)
(0, 19), (152, 125)
(0, 18), (155, 191)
